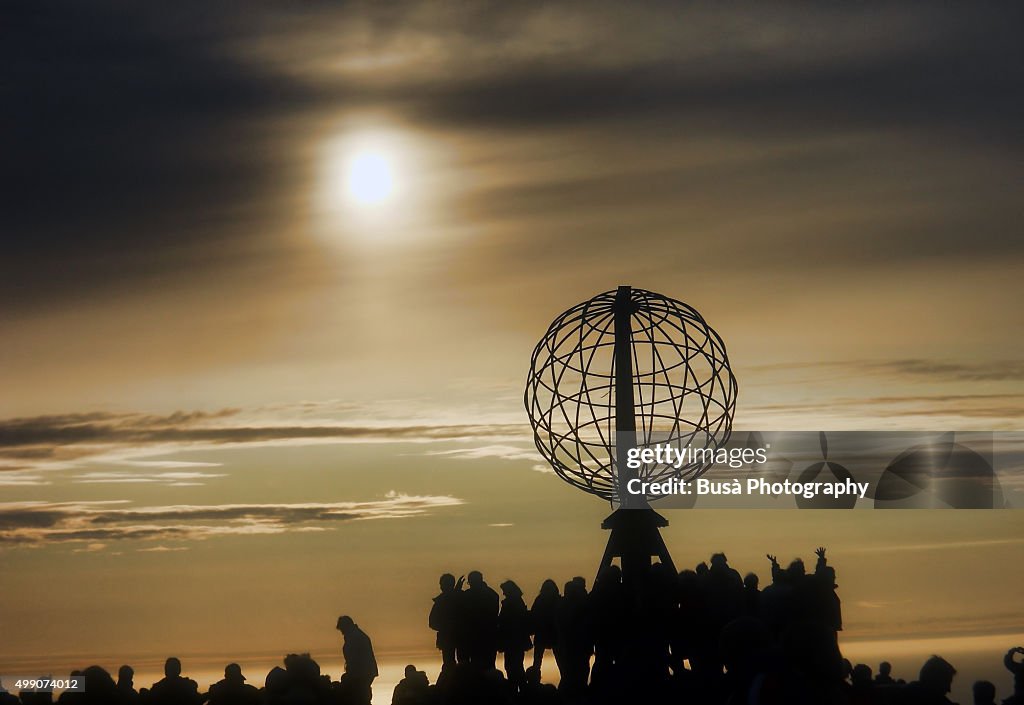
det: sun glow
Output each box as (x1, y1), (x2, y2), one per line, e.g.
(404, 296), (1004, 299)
(316, 121), (439, 246)
(346, 150), (396, 206)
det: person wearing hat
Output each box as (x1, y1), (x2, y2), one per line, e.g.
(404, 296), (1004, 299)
(206, 663), (260, 705)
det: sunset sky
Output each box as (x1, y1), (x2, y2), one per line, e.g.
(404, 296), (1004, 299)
(2, 1), (1023, 699)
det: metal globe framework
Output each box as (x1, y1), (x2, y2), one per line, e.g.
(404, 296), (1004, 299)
(525, 287), (737, 503)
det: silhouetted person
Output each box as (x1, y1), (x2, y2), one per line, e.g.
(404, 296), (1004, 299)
(149, 658), (201, 705)
(337, 615), (378, 704)
(281, 652), (331, 704)
(787, 555), (824, 627)
(263, 664), (288, 703)
(429, 573), (462, 669)
(632, 561), (676, 691)
(1005, 647), (1024, 705)
(709, 553), (743, 600)
(852, 663), (873, 686)
(391, 665), (430, 705)
(0, 679), (19, 705)
(115, 665), (139, 705)
(69, 666), (118, 705)
(530, 579), (560, 677)
(521, 666), (558, 705)
(762, 553), (794, 636)
(555, 577), (592, 696)
(206, 664), (260, 705)
(589, 564), (625, 690)
(462, 571), (500, 670)
(813, 546), (843, 632)
(876, 661), (896, 685)
(742, 571), (760, 617)
(719, 615), (774, 705)
(781, 620), (847, 705)
(850, 663), (874, 704)
(904, 655), (958, 705)
(497, 579), (532, 694)
(974, 680), (997, 705)
(22, 678), (55, 705)
(672, 567), (716, 684)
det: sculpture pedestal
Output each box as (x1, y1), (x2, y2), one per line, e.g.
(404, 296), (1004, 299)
(597, 507), (675, 583)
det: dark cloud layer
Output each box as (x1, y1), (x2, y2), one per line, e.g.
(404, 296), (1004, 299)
(0, 408), (525, 467)
(3, 1), (1023, 309)
(860, 360), (1024, 383)
(751, 359), (1024, 383)
(0, 495), (463, 546)
(1, 1), (316, 309)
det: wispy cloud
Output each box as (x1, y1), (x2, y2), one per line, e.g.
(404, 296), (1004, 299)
(109, 460), (225, 469)
(862, 359), (1024, 383)
(742, 390), (1024, 427)
(425, 444), (538, 462)
(0, 408), (526, 472)
(0, 494), (463, 548)
(73, 471), (227, 486)
(847, 537), (1024, 554)
(71, 542), (107, 553)
(422, 444), (552, 473)
(749, 359), (1024, 384)
(854, 599), (913, 610)
(0, 472), (51, 487)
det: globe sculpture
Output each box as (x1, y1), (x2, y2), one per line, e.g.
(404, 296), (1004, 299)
(525, 285), (737, 580)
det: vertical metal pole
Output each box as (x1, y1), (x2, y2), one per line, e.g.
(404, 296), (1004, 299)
(614, 285), (640, 509)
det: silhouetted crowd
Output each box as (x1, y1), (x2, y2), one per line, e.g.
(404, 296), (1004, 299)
(417, 551), (1022, 705)
(2, 551), (1022, 705)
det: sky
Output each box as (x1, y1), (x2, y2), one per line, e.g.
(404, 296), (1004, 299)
(2, 0), (1023, 698)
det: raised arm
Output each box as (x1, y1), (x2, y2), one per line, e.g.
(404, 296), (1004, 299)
(1006, 647), (1024, 674)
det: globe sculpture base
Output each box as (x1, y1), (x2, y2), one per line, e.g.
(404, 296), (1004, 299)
(598, 507), (676, 583)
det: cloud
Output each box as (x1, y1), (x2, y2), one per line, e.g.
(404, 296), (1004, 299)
(750, 359), (1024, 384)
(860, 360), (1024, 383)
(110, 460), (225, 469)
(0, 494), (463, 548)
(1, 0), (314, 307)
(4, 0), (1022, 311)
(854, 600), (909, 610)
(743, 401), (1024, 432)
(421, 444), (555, 473)
(0, 408), (526, 472)
(73, 471), (228, 486)
(0, 472), (51, 487)
(72, 542), (107, 553)
(423, 444), (540, 463)
(847, 537), (1024, 554)
(745, 395), (1024, 421)
(739, 361), (1024, 426)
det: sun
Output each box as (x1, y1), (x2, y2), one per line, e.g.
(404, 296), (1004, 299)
(345, 149), (396, 207)
(315, 123), (427, 243)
